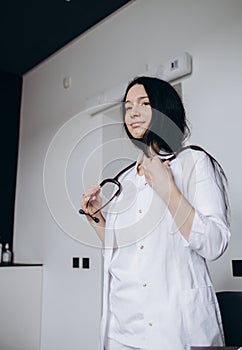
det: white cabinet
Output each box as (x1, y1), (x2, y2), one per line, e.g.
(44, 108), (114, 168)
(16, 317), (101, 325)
(0, 265), (42, 350)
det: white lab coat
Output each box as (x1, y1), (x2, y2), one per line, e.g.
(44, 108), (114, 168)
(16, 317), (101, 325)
(98, 149), (231, 350)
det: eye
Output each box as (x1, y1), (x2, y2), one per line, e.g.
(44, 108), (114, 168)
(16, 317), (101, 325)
(142, 101), (150, 107)
(125, 105), (132, 111)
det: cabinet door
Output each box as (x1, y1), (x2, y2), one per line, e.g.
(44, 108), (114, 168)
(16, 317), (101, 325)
(0, 266), (42, 350)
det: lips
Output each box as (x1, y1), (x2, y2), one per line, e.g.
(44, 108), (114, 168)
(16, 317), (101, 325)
(130, 121), (145, 128)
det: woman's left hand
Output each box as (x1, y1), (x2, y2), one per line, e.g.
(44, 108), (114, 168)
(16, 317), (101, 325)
(141, 154), (194, 240)
(141, 155), (176, 202)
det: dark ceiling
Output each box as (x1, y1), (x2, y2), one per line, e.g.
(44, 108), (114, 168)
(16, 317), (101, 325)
(0, 0), (132, 77)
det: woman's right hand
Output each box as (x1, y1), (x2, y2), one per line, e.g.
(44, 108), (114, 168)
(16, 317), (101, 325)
(80, 185), (103, 225)
(80, 185), (106, 243)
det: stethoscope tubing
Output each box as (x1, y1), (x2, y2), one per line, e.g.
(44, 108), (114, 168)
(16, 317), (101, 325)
(79, 153), (176, 222)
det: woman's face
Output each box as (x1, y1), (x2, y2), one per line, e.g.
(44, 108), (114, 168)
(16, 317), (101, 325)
(125, 84), (152, 139)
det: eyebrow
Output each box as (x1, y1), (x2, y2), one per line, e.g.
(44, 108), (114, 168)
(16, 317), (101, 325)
(125, 95), (149, 104)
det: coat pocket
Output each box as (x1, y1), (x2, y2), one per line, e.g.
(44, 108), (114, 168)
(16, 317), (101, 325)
(181, 285), (224, 346)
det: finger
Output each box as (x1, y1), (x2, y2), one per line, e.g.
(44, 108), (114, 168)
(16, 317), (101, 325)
(81, 196), (89, 210)
(85, 185), (101, 197)
(150, 155), (161, 166)
(83, 185), (101, 202)
(81, 196), (93, 214)
(163, 160), (170, 167)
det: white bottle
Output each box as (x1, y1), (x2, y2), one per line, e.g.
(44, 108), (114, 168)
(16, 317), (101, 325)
(2, 243), (12, 264)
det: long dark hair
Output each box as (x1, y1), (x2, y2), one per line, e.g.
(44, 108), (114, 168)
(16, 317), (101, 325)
(122, 76), (190, 154)
(122, 76), (230, 225)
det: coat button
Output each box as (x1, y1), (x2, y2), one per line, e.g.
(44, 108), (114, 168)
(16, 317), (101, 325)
(138, 209), (142, 213)
(148, 322), (153, 326)
(140, 245), (144, 250)
(143, 283), (147, 287)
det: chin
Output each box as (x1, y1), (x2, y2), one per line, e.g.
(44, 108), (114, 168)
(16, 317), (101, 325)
(129, 129), (146, 139)
(132, 133), (143, 138)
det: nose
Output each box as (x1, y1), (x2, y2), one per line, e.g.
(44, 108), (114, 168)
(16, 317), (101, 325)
(130, 103), (140, 117)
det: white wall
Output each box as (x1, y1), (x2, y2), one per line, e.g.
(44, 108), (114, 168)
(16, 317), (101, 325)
(14, 0), (242, 349)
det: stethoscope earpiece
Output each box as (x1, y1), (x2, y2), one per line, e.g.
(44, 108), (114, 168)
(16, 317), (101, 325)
(79, 209), (100, 223)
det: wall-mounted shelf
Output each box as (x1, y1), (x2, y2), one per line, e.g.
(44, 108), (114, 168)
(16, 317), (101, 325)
(0, 263), (43, 267)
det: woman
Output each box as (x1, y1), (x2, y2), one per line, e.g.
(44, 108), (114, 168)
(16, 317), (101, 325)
(81, 76), (231, 350)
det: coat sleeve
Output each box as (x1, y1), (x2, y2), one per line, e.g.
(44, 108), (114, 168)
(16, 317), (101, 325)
(184, 151), (231, 261)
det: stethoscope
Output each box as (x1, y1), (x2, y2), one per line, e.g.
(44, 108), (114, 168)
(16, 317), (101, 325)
(79, 152), (176, 223)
